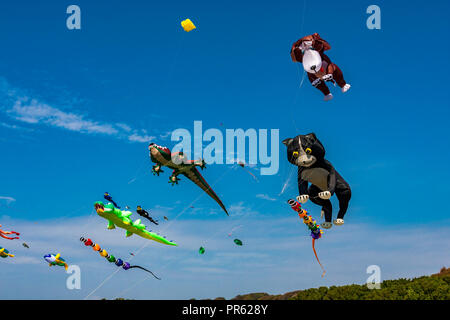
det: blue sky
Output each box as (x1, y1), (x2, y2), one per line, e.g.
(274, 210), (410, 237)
(0, 0), (449, 299)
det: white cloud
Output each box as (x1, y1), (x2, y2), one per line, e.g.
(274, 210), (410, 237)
(226, 202), (261, 217)
(0, 78), (160, 144)
(115, 123), (132, 132)
(128, 133), (155, 143)
(159, 131), (172, 140)
(256, 194), (276, 201)
(0, 196), (16, 205)
(8, 98), (119, 135)
(0, 122), (33, 131)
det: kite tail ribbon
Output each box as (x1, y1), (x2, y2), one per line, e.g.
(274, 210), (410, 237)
(129, 266), (161, 280)
(312, 238), (326, 277)
(0, 232), (20, 240)
(0, 225), (20, 240)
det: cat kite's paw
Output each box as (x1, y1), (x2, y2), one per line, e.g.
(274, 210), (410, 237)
(296, 195), (309, 204)
(318, 191), (331, 200)
(342, 84), (351, 93)
(334, 219), (344, 226)
(321, 222), (332, 229)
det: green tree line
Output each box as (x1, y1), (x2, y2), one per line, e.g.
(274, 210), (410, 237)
(230, 267), (450, 300)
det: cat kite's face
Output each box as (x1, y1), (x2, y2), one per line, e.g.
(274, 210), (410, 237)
(283, 133), (325, 168)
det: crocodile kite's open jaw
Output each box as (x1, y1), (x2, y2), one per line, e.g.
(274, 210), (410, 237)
(149, 143), (171, 161)
(94, 202), (105, 214)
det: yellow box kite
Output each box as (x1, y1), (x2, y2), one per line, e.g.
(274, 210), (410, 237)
(181, 19), (196, 32)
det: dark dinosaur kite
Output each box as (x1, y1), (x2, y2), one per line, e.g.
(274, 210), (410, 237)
(148, 143), (228, 216)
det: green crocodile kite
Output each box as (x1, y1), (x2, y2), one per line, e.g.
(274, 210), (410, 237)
(94, 201), (177, 246)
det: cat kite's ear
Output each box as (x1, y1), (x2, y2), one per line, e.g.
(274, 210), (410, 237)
(305, 133), (325, 158)
(282, 138), (293, 146)
(305, 133), (318, 141)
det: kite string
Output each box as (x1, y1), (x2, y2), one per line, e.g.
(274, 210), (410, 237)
(163, 32), (186, 88)
(127, 156), (149, 185)
(290, 0), (307, 129)
(283, 0), (308, 195)
(132, 164), (235, 257)
(175, 167), (291, 252)
(201, 180), (293, 243)
(298, 66), (306, 89)
(83, 267), (122, 300)
(279, 163), (296, 196)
